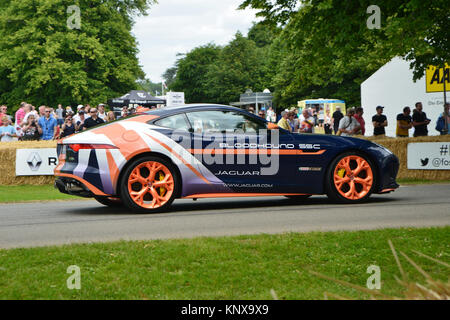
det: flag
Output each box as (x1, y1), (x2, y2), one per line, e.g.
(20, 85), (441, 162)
(162, 81), (168, 89)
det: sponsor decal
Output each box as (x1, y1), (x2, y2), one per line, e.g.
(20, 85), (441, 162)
(407, 143), (450, 170)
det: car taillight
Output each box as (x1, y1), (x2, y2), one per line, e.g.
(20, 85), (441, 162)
(68, 144), (117, 152)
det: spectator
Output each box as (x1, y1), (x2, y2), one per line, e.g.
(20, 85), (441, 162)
(288, 111), (297, 132)
(258, 110), (265, 119)
(121, 106), (128, 118)
(338, 108), (360, 137)
(372, 106), (388, 136)
(55, 104), (64, 126)
(266, 106), (276, 123)
(37, 107), (58, 140)
(435, 103), (450, 135)
(105, 111), (116, 123)
(83, 108), (105, 130)
(22, 104), (39, 125)
(60, 116), (76, 138)
(21, 114), (40, 141)
(0, 105), (12, 124)
(396, 107), (413, 137)
(0, 116), (17, 142)
(324, 109), (332, 134)
(331, 106), (344, 135)
(277, 111), (291, 132)
(354, 107), (365, 135)
(75, 110), (86, 132)
(120, 108), (129, 119)
(38, 105), (46, 118)
(412, 102), (430, 137)
(299, 109), (315, 133)
(64, 106), (73, 119)
(15, 102), (27, 129)
(98, 104), (107, 121)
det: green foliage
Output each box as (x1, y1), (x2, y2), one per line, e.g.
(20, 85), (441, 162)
(0, 0), (156, 112)
(171, 43), (222, 103)
(204, 32), (271, 104)
(136, 78), (162, 96)
(162, 67), (177, 88)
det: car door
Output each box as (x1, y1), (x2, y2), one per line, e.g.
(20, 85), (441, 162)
(184, 109), (299, 193)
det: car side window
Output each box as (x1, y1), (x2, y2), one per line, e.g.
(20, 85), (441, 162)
(154, 114), (190, 131)
(185, 110), (266, 134)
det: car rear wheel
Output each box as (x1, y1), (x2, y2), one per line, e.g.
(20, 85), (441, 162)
(94, 196), (123, 207)
(120, 156), (179, 213)
(325, 152), (376, 203)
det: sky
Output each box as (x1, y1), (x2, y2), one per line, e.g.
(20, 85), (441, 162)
(132, 0), (260, 83)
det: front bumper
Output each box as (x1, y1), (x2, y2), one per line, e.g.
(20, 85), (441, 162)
(375, 153), (400, 194)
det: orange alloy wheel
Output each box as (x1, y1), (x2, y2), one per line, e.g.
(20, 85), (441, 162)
(127, 161), (175, 209)
(333, 155), (373, 200)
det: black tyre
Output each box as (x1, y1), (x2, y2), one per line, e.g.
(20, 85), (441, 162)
(120, 156), (179, 213)
(325, 152), (376, 203)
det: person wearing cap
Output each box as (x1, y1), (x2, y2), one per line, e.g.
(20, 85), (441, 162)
(338, 108), (360, 137)
(372, 106), (387, 136)
(277, 111), (291, 132)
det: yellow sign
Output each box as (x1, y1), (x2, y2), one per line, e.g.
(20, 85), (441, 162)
(426, 64), (450, 93)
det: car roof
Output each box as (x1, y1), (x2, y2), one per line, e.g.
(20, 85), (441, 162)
(143, 104), (260, 118)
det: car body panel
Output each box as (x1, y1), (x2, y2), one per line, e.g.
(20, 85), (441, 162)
(55, 104), (399, 199)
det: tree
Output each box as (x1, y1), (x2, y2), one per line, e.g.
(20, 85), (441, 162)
(240, 0), (450, 81)
(136, 78), (162, 96)
(0, 0), (155, 112)
(204, 32), (271, 104)
(171, 44), (222, 103)
(162, 67), (177, 88)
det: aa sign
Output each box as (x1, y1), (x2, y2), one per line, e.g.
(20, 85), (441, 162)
(426, 64), (450, 93)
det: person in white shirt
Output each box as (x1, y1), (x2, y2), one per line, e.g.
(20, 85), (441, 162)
(338, 108), (360, 137)
(97, 104), (107, 121)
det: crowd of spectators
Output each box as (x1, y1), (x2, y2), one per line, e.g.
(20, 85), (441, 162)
(0, 102), (143, 142)
(254, 101), (450, 138)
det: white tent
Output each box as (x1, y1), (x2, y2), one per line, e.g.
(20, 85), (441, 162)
(361, 57), (447, 137)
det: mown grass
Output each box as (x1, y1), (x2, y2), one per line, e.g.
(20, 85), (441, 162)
(0, 227), (448, 299)
(0, 185), (79, 203)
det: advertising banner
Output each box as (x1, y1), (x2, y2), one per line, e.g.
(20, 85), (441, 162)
(407, 142), (450, 170)
(15, 148), (58, 176)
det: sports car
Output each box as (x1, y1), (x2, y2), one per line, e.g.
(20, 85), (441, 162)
(54, 104), (399, 213)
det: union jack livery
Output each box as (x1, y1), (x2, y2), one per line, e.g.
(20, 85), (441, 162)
(55, 104), (399, 213)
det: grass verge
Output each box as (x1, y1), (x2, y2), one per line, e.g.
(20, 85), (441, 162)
(0, 185), (79, 203)
(0, 227), (448, 299)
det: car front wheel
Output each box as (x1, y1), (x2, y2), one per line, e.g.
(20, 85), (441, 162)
(325, 152), (376, 203)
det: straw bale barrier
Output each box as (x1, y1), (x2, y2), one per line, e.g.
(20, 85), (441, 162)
(0, 141), (57, 185)
(0, 136), (449, 186)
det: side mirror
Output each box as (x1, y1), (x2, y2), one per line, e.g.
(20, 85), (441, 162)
(267, 123), (280, 130)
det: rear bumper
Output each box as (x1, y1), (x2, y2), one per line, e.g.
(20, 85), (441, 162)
(54, 177), (94, 198)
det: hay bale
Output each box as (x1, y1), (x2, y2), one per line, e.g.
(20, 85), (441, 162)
(365, 135), (450, 180)
(0, 141), (57, 185)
